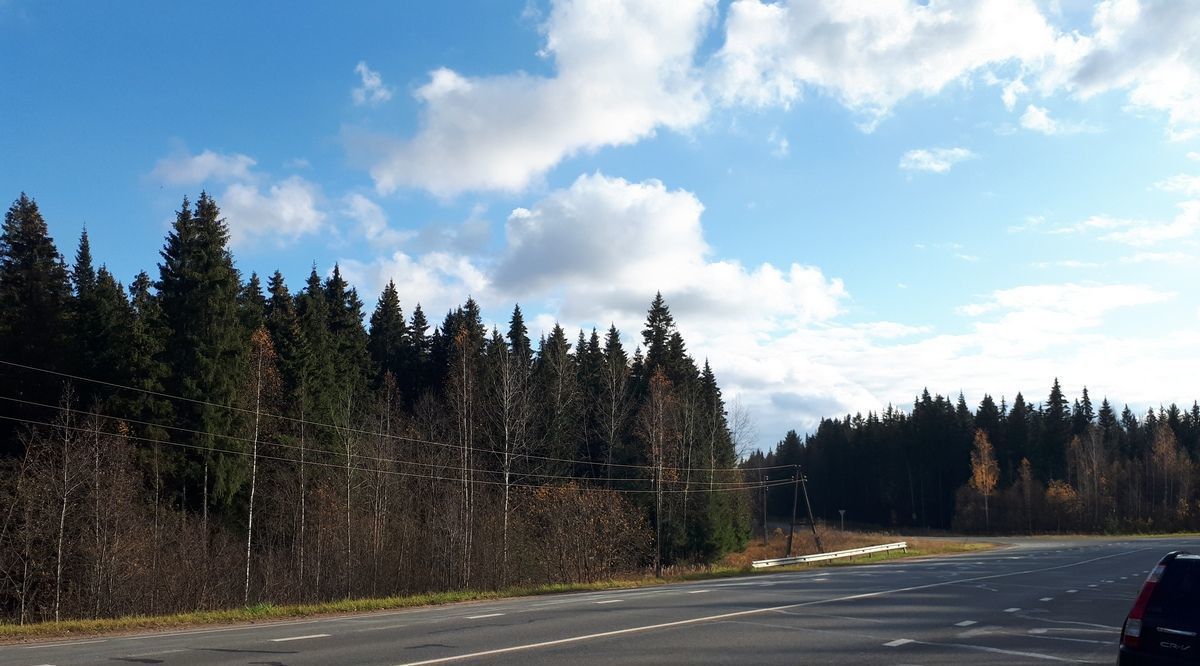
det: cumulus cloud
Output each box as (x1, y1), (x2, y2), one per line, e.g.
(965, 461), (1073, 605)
(364, 0), (713, 196)
(1100, 201), (1200, 247)
(343, 193), (410, 248)
(222, 176), (326, 247)
(150, 148), (325, 248)
(899, 147), (976, 173)
(1019, 103), (1097, 135)
(712, 0), (1061, 127)
(340, 250), (490, 320)
(151, 149), (256, 185)
(352, 61), (393, 106)
(1061, 0), (1200, 140)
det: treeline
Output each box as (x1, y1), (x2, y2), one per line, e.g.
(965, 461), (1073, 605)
(748, 382), (1200, 533)
(0, 192), (751, 624)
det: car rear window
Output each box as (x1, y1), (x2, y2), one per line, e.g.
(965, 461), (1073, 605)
(1148, 557), (1200, 621)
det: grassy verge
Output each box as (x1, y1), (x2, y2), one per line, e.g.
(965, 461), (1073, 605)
(0, 534), (994, 644)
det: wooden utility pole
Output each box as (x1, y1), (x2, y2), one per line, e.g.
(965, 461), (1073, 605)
(761, 473), (769, 546)
(786, 466), (799, 556)
(801, 469), (823, 553)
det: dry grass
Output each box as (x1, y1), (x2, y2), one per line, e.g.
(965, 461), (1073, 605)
(0, 530), (994, 644)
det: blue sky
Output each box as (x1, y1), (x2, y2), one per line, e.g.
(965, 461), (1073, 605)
(3, 0), (1200, 447)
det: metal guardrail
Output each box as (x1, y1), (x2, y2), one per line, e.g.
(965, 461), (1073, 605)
(751, 541), (908, 569)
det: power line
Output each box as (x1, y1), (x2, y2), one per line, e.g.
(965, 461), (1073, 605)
(0, 358), (789, 475)
(0, 394), (762, 488)
(0, 413), (788, 496)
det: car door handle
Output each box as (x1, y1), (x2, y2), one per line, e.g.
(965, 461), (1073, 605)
(1157, 627), (1198, 637)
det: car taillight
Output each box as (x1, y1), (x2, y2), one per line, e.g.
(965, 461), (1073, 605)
(1122, 563), (1166, 649)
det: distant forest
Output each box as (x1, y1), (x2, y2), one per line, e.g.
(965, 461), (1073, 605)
(0, 192), (753, 624)
(748, 383), (1200, 534)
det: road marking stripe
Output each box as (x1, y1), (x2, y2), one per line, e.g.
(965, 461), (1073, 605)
(1039, 597), (1053, 602)
(466, 613), (505, 619)
(393, 546), (1154, 666)
(955, 620), (977, 627)
(271, 633), (330, 642)
(687, 590), (711, 594)
(595, 600), (622, 605)
(23, 639), (107, 649)
(884, 638), (913, 647)
(1066, 589), (1078, 593)
(1004, 607), (1020, 613)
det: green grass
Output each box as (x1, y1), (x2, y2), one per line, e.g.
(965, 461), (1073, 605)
(0, 540), (996, 643)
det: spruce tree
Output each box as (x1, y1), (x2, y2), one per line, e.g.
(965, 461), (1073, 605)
(323, 265), (370, 402)
(156, 193), (247, 518)
(0, 193), (72, 456)
(367, 280), (408, 384)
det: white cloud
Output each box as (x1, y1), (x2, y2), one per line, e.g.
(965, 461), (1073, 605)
(1100, 201), (1200, 247)
(343, 193), (411, 248)
(1189, 152), (1200, 161)
(899, 147), (976, 173)
(222, 176), (326, 248)
(150, 148), (326, 249)
(352, 61), (393, 106)
(364, 0), (713, 196)
(1019, 103), (1097, 135)
(340, 251), (489, 320)
(712, 0), (1060, 127)
(1020, 104), (1059, 134)
(1120, 251), (1193, 264)
(767, 128), (789, 157)
(151, 149), (256, 185)
(1155, 173), (1200, 196)
(1058, 0), (1200, 140)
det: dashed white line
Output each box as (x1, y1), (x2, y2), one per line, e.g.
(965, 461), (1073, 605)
(1039, 597), (1053, 602)
(595, 600), (622, 605)
(1004, 607), (1020, 613)
(466, 613), (505, 619)
(1087, 584), (1098, 588)
(271, 633), (330, 642)
(1066, 589), (1078, 593)
(687, 589), (711, 594)
(955, 620), (977, 627)
(884, 638), (914, 647)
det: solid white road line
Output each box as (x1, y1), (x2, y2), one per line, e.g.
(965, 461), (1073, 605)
(1004, 608), (1020, 613)
(884, 638), (914, 647)
(1066, 589), (1078, 593)
(270, 633), (330, 642)
(686, 590), (711, 594)
(393, 547), (1154, 666)
(22, 639), (107, 649)
(955, 620), (977, 627)
(595, 600), (622, 605)
(1039, 597), (1053, 602)
(466, 613), (505, 619)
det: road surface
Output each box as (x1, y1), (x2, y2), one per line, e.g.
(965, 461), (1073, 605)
(7, 536), (1198, 665)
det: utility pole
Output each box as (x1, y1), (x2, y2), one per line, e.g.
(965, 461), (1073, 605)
(761, 472), (769, 546)
(786, 466), (799, 556)
(800, 468), (823, 553)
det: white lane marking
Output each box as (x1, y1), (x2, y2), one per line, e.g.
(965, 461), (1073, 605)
(1039, 597), (1053, 602)
(466, 613), (505, 619)
(1087, 584), (1098, 587)
(1004, 607), (1020, 613)
(594, 600), (622, 605)
(126, 649), (186, 658)
(354, 623), (409, 633)
(955, 620), (977, 627)
(1066, 589), (1078, 593)
(23, 639), (107, 649)
(884, 638), (914, 647)
(393, 546), (1154, 666)
(271, 633), (331, 642)
(687, 589), (711, 594)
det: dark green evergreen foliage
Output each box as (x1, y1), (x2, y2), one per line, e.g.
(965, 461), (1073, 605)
(0, 194), (72, 455)
(265, 270), (310, 417)
(323, 265), (370, 403)
(506, 304), (532, 365)
(70, 230), (136, 407)
(533, 323), (579, 474)
(367, 280), (408, 385)
(639, 291), (674, 382)
(155, 193), (247, 515)
(238, 272), (267, 335)
(121, 271), (173, 444)
(1038, 378), (1071, 479)
(405, 304), (432, 403)
(296, 266), (336, 426)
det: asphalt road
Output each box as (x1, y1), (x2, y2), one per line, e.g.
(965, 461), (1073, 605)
(7, 536), (1199, 665)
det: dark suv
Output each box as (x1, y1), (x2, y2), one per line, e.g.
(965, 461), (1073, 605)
(1119, 551), (1200, 665)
